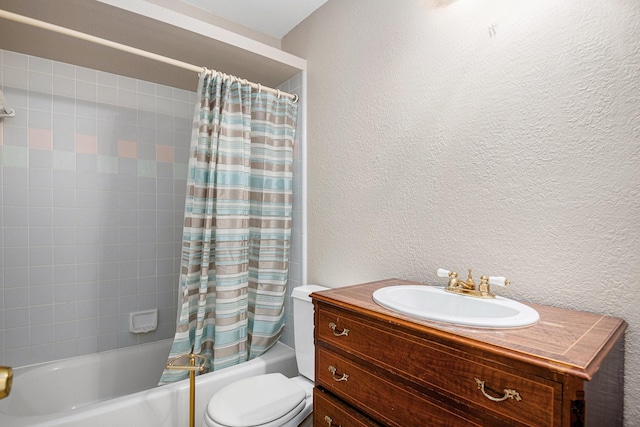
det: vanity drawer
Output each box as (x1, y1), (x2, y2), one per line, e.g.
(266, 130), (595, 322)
(316, 347), (483, 427)
(313, 387), (382, 427)
(316, 304), (561, 427)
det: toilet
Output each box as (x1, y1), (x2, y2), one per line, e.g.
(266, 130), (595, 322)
(203, 285), (327, 427)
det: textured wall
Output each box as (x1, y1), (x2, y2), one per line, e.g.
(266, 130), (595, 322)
(283, 0), (640, 423)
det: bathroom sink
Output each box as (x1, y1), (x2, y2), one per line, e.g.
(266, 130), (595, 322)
(372, 285), (539, 328)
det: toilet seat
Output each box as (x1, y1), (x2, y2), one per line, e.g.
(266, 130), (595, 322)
(204, 373), (306, 427)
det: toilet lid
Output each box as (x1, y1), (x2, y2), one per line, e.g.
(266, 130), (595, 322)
(207, 373), (305, 427)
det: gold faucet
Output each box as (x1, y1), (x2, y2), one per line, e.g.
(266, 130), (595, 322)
(0, 366), (12, 399)
(437, 268), (509, 299)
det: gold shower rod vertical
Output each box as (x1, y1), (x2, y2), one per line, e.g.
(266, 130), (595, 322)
(0, 9), (297, 102)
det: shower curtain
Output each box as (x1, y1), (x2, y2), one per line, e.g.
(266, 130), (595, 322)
(160, 71), (298, 383)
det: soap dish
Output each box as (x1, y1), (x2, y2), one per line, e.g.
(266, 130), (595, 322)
(129, 309), (158, 333)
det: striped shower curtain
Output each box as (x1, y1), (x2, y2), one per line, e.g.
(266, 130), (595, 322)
(160, 71), (298, 383)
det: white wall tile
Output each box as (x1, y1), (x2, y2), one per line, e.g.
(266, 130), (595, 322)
(52, 62), (74, 79)
(76, 67), (97, 83)
(29, 71), (53, 94)
(3, 66), (28, 89)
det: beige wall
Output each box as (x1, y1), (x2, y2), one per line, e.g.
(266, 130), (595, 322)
(283, 0), (640, 422)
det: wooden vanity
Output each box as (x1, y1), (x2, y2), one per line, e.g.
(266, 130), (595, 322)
(311, 279), (627, 427)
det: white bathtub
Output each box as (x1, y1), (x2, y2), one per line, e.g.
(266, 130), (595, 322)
(0, 340), (298, 427)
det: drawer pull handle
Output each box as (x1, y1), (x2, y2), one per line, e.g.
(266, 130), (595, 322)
(324, 415), (342, 427)
(329, 322), (349, 337)
(328, 366), (349, 382)
(474, 378), (522, 402)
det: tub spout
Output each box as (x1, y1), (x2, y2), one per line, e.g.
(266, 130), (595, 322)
(0, 366), (12, 399)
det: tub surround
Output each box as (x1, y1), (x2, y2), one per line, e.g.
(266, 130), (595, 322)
(0, 48), (304, 366)
(0, 0), (308, 367)
(312, 279), (627, 426)
(0, 48), (191, 366)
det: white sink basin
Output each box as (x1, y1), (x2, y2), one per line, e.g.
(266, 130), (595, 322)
(372, 285), (539, 328)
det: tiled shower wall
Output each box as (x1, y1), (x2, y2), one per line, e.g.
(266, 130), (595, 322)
(0, 49), (192, 367)
(0, 49), (305, 366)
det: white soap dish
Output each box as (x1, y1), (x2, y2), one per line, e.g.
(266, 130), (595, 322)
(129, 309), (158, 333)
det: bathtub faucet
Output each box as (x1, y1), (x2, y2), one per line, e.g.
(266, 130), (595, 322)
(0, 366), (12, 399)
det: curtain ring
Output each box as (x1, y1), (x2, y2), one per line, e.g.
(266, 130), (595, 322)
(277, 89), (281, 99)
(292, 94), (299, 103)
(257, 83), (262, 94)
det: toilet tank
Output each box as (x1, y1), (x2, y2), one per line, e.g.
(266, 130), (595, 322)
(291, 285), (328, 381)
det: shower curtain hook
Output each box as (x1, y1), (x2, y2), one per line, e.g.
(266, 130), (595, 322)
(257, 83), (262, 94)
(277, 89), (281, 99)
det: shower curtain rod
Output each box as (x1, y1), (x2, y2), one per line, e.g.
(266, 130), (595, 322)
(0, 9), (298, 102)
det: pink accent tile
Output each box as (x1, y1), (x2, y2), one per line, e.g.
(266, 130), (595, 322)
(28, 128), (53, 150)
(117, 139), (138, 159)
(76, 134), (98, 154)
(156, 145), (174, 163)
